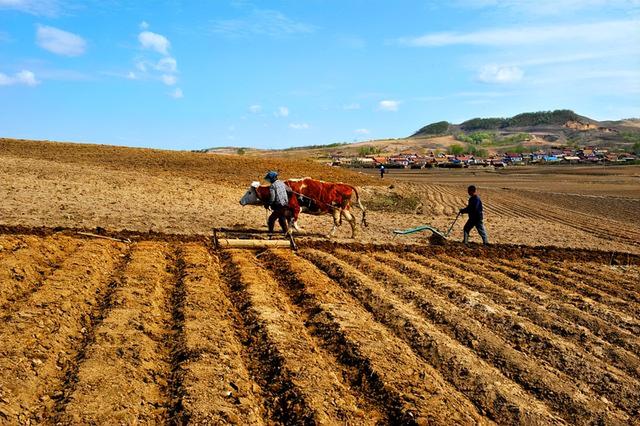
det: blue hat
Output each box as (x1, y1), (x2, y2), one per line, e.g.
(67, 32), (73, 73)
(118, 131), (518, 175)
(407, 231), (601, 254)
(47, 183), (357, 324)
(264, 171), (278, 182)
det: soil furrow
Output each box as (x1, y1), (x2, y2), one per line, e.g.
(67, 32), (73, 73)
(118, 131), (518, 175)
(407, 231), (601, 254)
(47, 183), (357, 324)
(459, 254), (640, 357)
(0, 239), (124, 423)
(428, 253), (640, 380)
(386, 251), (640, 415)
(179, 243), (266, 424)
(47, 245), (133, 423)
(494, 259), (640, 335)
(317, 248), (565, 424)
(0, 235), (32, 258)
(0, 234), (82, 312)
(167, 245), (188, 425)
(574, 263), (640, 292)
(528, 257), (640, 304)
(513, 199), (640, 246)
(305, 249), (630, 424)
(270, 249), (494, 425)
(225, 249), (381, 425)
(495, 200), (629, 243)
(220, 250), (313, 425)
(56, 241), (174, 424)
(503, 257), (640, 321)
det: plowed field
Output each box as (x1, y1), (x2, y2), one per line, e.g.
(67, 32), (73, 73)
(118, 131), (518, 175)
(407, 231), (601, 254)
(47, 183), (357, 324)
(1, 231), (638, 425)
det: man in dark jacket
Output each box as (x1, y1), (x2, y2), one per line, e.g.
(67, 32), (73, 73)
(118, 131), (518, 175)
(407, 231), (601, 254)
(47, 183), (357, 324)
(459, 185), (489, 245)
(264, 170), (291, 234)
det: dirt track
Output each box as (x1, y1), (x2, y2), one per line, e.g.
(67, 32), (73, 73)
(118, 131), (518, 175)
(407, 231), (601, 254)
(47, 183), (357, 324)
(1, 231), (638, 424)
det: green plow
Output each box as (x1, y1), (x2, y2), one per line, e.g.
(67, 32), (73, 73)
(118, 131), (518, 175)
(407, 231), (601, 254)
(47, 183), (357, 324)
(393, 212), (461, 240)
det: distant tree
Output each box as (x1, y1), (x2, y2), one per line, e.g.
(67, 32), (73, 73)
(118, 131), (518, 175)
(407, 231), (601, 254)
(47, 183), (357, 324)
(475, 148), (489, 158)
(448, 144), (464, 155)
(502, 133), (530, 144)
(460, 117), (507, 131)
(413, 121), (450, 136)
(358, 146), (381, 156)
(236, 147), (246, 155)
(466, 145), (488, 157)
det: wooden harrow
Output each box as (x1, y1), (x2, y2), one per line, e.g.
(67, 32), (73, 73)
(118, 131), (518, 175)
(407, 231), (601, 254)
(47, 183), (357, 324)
(212, 228), (326, 251)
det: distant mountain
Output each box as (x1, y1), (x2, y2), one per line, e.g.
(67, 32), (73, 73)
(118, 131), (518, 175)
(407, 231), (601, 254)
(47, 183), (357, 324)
(411, 109), (640, 149)
(199, 110), (640, 159)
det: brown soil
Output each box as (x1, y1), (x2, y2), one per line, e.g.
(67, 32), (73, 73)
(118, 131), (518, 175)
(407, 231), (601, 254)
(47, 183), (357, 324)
(1, 232), (638, 424)
(1, 139), (639, 424)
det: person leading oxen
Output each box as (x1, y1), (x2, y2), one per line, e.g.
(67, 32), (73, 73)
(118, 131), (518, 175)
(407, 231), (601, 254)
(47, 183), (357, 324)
(264, 171), (293, 235)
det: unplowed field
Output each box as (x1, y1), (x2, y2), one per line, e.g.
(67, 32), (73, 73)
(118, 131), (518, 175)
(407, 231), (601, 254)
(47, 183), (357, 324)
(1, 231), (638, 424)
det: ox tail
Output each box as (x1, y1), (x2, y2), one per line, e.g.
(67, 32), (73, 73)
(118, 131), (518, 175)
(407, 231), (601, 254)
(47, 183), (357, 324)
(351, 186), (368, 227)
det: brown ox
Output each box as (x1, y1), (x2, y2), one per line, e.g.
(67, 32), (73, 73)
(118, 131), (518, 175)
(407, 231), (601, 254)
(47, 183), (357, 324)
(239, 178), (367, 238)
(286, 177), (367, 238)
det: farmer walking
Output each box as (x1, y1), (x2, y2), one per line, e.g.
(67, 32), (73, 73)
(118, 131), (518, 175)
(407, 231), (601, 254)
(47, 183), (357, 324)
(459, 185), (489, 245)
(379, 165), (385, 179)
(264, 171), (291, 234)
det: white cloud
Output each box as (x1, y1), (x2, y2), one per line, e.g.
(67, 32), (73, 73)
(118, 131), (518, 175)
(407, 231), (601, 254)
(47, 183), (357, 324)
(16, 70), (38, 85)
(0, 69), (39, 86)
(355, 128), (370, 134)
(0, 0), (60, 16)
(342, 103), (360, 110)
(378, 100), (400, 111)
(36, 25), (86, 57)
(289, 123), (309, 129)
(210, 9), (316, 38)
(161, 74), (177, 85)
(138, 31), (170, 55)
(275, 106), (289, 117)
(454, 0), (640, 16)
(477, 65), (524, 83)
(397, 19), (640, 47)
(249, 104), (262, 113)
(122, 25), (182, 99)
(156, 57), (177, 72)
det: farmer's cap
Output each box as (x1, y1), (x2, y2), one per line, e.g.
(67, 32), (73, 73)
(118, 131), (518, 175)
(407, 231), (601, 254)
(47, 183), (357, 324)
(264, 171), (278, 182)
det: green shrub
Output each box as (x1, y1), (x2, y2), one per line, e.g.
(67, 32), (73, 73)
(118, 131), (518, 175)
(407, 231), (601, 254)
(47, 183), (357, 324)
(448, 144), (464, 155)
(467, 145), (488, 157)
(358, 145), (382, 156)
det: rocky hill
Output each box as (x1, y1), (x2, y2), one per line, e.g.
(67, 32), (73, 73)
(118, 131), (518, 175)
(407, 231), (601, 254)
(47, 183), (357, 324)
(412, 109), (640, 148)
(200, 110), (640, 160)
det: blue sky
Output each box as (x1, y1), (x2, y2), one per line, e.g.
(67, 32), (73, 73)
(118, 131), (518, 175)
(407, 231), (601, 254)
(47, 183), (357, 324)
(1, 0), (639, 150)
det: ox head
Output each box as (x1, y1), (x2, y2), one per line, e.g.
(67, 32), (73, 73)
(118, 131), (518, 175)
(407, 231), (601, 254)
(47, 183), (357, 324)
(239, 181), (262, 206)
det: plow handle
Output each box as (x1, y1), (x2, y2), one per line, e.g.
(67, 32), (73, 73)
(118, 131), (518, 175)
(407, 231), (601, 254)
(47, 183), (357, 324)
(446, 212), (462, 237)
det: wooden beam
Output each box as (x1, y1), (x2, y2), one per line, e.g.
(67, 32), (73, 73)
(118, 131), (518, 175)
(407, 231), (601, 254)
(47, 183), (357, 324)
(216, 239), (292, 249)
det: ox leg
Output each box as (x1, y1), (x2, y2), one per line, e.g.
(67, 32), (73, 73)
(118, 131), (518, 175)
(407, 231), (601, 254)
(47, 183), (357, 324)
(328, 209), (341, 238)
(342, 209), (357, 238)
